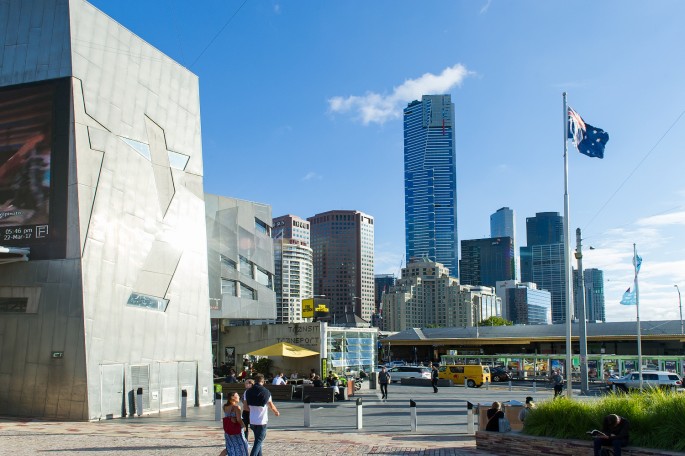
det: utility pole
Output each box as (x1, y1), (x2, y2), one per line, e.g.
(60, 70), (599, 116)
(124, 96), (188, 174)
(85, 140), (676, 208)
(675, 285), (683, 335)
(575, 228), (589, 395)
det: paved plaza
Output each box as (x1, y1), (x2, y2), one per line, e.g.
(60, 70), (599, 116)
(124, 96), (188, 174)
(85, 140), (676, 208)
(0, 382), (569, 455)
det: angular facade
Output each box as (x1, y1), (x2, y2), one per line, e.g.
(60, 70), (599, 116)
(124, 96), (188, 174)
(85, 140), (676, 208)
(308, 210), (375, 322)
(459, 237), (515, 287)
(0, 0), (213, 420)
(496, 281), (552, 325)
(272, 214), (313, 324)
(404, 95), (459, 277)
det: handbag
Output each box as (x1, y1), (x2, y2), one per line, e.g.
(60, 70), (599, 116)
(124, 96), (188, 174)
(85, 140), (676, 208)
(223, 415), (243, 435)
(499, 417), (512, 433)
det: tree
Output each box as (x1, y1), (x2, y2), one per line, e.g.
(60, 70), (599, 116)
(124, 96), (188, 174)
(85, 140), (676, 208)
(478, 316), (513, 327)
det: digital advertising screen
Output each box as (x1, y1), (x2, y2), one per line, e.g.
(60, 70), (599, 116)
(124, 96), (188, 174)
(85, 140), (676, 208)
(0, 78), (70, 259)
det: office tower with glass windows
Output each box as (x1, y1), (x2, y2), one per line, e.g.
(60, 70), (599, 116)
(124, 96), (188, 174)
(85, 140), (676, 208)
(272, 215), (313, 323)
(404, 95), (459, 277)
(308, 210), (375, 322)
(520, 212), (564, 283)
(573, 268), (606, 322)
(490, 207), (517, 279)
(459, 237), (515, 287)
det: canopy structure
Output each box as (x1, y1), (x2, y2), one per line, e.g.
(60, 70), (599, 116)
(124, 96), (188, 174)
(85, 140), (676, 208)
(0, 246), (29, 265)
(247, 342), (319, 358)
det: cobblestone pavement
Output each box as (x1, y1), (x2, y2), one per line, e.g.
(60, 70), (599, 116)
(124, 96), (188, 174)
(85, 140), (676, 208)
(0, 420), (496, 455)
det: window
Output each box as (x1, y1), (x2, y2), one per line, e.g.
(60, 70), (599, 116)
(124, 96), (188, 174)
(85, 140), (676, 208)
(0, 297), (28, 313)
(127, 293), (169, 312)
(220, 255), (237, 270)
(239, 256), (252, 277)
(255, 218), (270, 236)
(221, 279), (237, 296)
(240, 283), (256, 300)
(255, 266), (272, 289)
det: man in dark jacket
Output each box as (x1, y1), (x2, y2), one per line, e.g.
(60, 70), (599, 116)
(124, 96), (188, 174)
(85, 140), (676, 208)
(593, 414), (629, 456)
(431, 364), (439, 393)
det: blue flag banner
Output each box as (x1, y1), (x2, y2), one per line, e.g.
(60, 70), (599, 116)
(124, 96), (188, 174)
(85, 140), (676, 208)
(620, 287), (637, 305)
(634, 254), (642, 275)
(568, 107), (609, 159)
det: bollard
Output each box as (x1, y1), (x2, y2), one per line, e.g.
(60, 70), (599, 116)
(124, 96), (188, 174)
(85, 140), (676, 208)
(466, 401), (475, 434)
(181, 389), (187, 418)
(612, 384), (616, 393)
(135, 387), (143, 417)
(508, 380), (512, 392)
(409, 399), (417, 432)
(464, 378), (468, 388)
(485, 380), (489, 390)
(356, 397), (363, 429)
(303, 396), (311, 427)
(214, 392), (223, 422)
(533, 381), (537, 394)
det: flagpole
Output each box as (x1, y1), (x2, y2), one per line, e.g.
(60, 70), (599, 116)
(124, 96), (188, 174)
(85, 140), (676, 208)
(563, 92), (573, 398)
(634, 243), (643, 389)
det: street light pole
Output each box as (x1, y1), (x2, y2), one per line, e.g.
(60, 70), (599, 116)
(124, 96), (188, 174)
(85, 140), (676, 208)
(675, 285), (683, 335)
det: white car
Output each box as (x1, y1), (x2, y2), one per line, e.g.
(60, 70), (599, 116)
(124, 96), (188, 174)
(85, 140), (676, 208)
(389, 366), (431, 382)
(609, 371), (682, 391)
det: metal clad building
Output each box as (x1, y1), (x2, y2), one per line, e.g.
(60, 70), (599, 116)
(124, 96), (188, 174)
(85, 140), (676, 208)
(0, 0), (213, 420)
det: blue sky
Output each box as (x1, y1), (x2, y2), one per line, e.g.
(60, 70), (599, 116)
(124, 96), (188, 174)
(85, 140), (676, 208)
(89, 0), (685, 323)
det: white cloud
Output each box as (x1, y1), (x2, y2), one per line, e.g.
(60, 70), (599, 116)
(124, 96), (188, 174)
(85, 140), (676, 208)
(328, 64), (473, 125)
(302, 171), (322, 181)
(636, 211), (685, 227)
(479, 0), (492, 14)
(273, 3), (281, 14)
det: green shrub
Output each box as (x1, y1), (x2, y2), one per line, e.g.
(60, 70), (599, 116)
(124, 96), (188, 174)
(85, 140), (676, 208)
(252, 358), (273, 376)
(522, 389), (685, 452)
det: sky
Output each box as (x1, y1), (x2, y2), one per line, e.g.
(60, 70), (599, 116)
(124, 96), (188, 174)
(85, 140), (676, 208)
(89, 0), (685, 323)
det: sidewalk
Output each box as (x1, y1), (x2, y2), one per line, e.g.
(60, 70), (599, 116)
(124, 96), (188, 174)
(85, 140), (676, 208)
(1, 383), (553, 455)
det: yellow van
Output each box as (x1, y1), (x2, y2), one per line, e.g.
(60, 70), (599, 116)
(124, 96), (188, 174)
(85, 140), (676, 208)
(438, 364), (491, 387)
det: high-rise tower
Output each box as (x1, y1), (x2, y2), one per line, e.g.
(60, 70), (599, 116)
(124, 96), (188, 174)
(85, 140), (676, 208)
(308, 210), (375, 322)
(490, 207), (517, 279)
(404, 95), (459, 276)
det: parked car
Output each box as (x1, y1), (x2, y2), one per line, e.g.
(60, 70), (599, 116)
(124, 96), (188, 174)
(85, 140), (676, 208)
(608, 371), (683, 391)
(490, 367), (511, 382)
(437, 364), (491, 387)
(389, 366), (431, 382)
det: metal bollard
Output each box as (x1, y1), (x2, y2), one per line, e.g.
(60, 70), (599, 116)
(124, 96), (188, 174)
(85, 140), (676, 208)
(410, 399), (417, 432)
(508, 380), (512, 392)
(464, 378), (468, 388)
(303, 396), (311, 427)
(356, 397), (363, 429)
(466, 401), (475, 434)
(533, 381), (537, 393)
(485, 380), (489, 390)
(181, 389), (187, 418)
(135, 387), (143, 417)
(612, 384), (616, 393)
(214, 392), (223, 422)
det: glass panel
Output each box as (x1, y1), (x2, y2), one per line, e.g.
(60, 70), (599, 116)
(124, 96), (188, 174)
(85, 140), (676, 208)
(0, 297), (28, 313)
(120, 137), (151, 160)
(239, 283), (256, 300)
(220, 255), (237, 269)
(167, 150), (190, 170)
(239, 256), (252, 277)
(254, 265), (272, 289)
(127, 293), (168, 312)
(255, 218), (270, 236)
(221, 279), (236, 296)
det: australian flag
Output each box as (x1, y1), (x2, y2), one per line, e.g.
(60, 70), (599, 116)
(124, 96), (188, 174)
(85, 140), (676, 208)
(568, 107), (609, 159)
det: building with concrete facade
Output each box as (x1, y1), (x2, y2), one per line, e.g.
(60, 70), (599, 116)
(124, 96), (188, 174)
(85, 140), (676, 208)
(272, 214), (313, 324)
(308, 210), (375, 323)
(382, 258), (500, 331)
(0, 0), (213, 420)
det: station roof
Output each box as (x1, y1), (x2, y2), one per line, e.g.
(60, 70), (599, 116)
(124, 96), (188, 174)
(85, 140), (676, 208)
(383, 320), (685, 345)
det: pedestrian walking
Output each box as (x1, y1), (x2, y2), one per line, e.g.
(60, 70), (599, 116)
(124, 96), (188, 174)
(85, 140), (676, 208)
(378, 366), (391, 400)
(431, 364), (439, 393)
(218, 392), (248, 456)
(245, 374), (279, 456)
(551, 370), (564, 397)
(241, 379), (254, 441)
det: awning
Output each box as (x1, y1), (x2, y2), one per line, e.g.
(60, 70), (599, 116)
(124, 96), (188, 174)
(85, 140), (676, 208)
(0, 246), (29, 265)
(247, 342), (319, 358)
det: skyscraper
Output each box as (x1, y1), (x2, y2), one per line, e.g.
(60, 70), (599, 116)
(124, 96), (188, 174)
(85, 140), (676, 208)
(272, 214), (313, 323)
(573, 268), (606, 322)
(459, 237), (515, 287)
(308, 210), (375, 322)
(520, 212), (567, 323)
(404, 95), (459, 277)
(490, 207), (517, 279)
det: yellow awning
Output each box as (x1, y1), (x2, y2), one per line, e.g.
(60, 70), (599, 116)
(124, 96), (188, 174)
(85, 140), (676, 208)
(247, 342), (319, 358)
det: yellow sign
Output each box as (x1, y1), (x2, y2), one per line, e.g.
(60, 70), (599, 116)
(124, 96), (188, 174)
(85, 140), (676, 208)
(302, 298), (314, 318)
(315, 304), (329, 313)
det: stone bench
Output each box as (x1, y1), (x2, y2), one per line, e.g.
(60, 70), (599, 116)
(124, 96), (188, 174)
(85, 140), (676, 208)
(475, 430), (683, 456)
(301, 386), (336, 403)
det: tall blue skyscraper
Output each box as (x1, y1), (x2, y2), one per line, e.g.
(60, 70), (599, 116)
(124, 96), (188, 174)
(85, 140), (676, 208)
(404, 95), (458, 276)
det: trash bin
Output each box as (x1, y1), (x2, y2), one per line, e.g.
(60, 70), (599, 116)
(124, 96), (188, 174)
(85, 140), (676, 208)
(369, 372), (377, 390)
